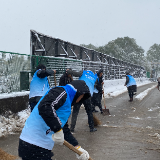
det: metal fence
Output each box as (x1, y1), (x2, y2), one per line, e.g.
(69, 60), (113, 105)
(30, 30), (146, 77)
(0, 51), (31, 93)
(0, 50), (146, 94)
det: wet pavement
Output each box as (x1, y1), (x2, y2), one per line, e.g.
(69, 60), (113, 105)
(0, 82), (160, 160)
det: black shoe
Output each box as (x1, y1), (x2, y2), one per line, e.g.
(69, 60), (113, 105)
(101, 111), (103, 114)
(90, 128), (97, 132)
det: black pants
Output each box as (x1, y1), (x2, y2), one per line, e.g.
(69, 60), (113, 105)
(127, 85), (137, 98)
(29, 96), (42, 111)
(91, 93), (103, 112)
(63, 122), (78, 146)
(70, 98), (94, 130)
(18, 139), (54, 160)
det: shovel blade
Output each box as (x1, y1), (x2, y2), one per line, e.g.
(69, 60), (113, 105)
(102, 108), (110, 115)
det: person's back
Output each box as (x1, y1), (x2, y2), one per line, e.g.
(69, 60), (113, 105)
(59, 69), (73, 86)
(91, 69), (104, 113)
(157, 77), (160, 90)
(124, 71), (137, 102)
(70, 70), (98, 132)
(19, 79), (93, 160)
(29, 64), (56, 111)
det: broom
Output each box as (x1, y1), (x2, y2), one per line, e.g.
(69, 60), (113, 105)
(93, 113), (101, 126)
(0, 148), (18, 160)
(102, 87), (110, 115)
(63, 140), (94, 160)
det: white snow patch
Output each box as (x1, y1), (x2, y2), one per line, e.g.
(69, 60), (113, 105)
(0, 91), (29, 99)
(0, 108), (30, 137)
(148, 133), (160, 139)
(103, 78), (152, 98)
(135, 85), (156, 101)
(128, 116), (142, 120)
(146, 126), (153, 129)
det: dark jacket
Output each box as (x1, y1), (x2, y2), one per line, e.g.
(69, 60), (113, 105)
(125, 75), (130, 86)
(38, 80), (90, 146)
(95, 69), (103, 94)
(37, 69), (55, 78)
(95, 76), (103, 94)
(59, 73), (73, 86)
(59, 70), (83, 86)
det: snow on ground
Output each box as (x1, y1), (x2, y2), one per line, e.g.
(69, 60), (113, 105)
(0, 109), (30, 137)
(103, 77), (152, 98)
(135, 85), (157, 100)
(0, 78), (153, 137)
(0, 91), (30, 99)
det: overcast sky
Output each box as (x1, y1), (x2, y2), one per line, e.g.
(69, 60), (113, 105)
(0, 0), (160, 55)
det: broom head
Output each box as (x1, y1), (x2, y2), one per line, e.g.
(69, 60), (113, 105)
(0, 148), (18, 160)
(93, 114), (101, 126)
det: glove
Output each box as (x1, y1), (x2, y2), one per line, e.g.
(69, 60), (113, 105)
(75, 146), (89, 160)
(52, 129), (64, 145)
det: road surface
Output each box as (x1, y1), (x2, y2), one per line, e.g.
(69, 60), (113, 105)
(0, 82), (160, 160)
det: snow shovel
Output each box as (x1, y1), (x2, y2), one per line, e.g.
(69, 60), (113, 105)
(63, 140), (94, 160)
(102, 87), (110, 115)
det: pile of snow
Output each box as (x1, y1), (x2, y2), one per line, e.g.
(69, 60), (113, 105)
(135, 85), (156, 100)
(0, 91), (29, 99)
(0, 78), (153, 138)
(103, 77), (152, 98)
(0, 109), (30, 137)
(148, 133), (160, 139)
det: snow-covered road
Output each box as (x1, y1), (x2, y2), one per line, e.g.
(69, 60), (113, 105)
(0, 78), (155, 138)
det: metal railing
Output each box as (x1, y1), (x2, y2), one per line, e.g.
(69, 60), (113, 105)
(0, 49), (146, 94)
(30, 30), (146, 76)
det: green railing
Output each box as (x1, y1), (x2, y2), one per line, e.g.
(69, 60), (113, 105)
(0, 51), (83, 93)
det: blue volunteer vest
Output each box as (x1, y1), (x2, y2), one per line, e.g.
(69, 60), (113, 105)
(79, 70), (97, 96)
(126, 75), (136, 87)
(29, 70), (50, 99)
(20, 84), (76, 150)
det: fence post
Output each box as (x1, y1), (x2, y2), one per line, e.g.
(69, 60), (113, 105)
(20, 71), (30, 91)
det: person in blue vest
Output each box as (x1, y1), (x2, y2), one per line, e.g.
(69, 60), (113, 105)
(29, 64), (56, 111)
(157, 77), (160, 91)
(70, 69), (98, 133)
(18, 72), (96, 160)
(91, 69), (104, 113)
(124, 71), (137, 102)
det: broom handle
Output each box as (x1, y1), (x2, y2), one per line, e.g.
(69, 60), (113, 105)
(102, 86), (106, 109)
(63, 140), (93, 160)
(54, 72), (57, 86)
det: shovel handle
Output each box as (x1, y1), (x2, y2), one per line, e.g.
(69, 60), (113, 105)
(54, 72), (57, 86)
(103, 87), (106, 109)
(63, 140), (93, 160)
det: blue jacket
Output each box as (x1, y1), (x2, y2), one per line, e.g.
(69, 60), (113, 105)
(79, 70), (97, 96)
(20, 84), (76, 150)
(29, 70), (50, 99)
(126, 75), (136, 87)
